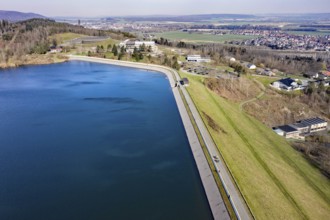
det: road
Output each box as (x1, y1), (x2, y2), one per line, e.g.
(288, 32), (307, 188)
(68, 55), (250, 220)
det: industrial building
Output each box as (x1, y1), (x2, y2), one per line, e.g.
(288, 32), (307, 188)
(186, 55), (211, 63)
(273, 117), (328, 139)
(119, 39), (157, 53)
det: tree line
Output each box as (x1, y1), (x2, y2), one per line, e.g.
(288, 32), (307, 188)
(88, 42), (180, 70)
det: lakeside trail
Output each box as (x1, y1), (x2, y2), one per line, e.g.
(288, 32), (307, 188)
(68, 55), (252, 220)
(239, 79), (266, 112)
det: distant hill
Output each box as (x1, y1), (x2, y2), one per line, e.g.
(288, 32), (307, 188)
(0, 10), (46, 22)
(108, 14), (257, 23)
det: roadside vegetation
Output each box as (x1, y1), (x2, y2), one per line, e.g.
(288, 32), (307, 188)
(179, 71), (330, 219)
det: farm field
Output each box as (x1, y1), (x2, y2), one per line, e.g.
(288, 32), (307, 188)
(48, 32), (88, 44)
(153, 31), (257, 43)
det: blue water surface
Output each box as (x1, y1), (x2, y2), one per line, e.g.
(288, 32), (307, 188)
(0, 61), (212, 220)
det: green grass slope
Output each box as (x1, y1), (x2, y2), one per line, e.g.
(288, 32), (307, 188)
(180, 72), (330, 219)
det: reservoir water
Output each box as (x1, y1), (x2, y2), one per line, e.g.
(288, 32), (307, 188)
(0, 61), (212, 220)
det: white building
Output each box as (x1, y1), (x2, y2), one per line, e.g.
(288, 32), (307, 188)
(186, 55), (211, 63)
(271, 78), (299, 91)
(247, 64), (257, 70)
(119, 39), (157, 53)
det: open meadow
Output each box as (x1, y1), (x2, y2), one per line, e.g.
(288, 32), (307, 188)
(153, 31), (257, 43)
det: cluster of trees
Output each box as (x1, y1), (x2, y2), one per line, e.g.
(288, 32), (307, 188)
(200, 44), (325, 74)
(154, 37), (174, 47)
(229, 61), (248, 75)
(88, 42), (180, 70)
(88, 43), (127, 60)
(293, 135), (330, 178)
(0, 18), (134, 64)
(302, 82), (330, 118)
(161, 54), (180, 70)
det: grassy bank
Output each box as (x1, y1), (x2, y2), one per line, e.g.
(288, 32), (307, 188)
(48, 33), (88, 44)
(180, 72), (330, 219)
(0, 54), (68, 69)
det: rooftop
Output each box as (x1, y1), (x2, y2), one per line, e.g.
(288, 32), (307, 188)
(291, 123), (309, 129)
(278, 125), (298, 133)
(298, 117), (327, 126)
(278, 78), (295, 87)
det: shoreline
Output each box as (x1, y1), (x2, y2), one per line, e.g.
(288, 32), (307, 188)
(0, 54), (68, 69)
(69, 55), (231, 220)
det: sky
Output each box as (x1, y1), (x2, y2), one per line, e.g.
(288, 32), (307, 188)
(1, 0), (330, 17)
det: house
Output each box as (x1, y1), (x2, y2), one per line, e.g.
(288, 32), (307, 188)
(318, 73), (328, 80)
(50, 46), (62, 53)
(180, 78), (189, 86)
(260, 69), (276, 76)
(186, 55), (211, 63)
(271, 78), (298, 90)
(312, 79), (330, 87)
(247, 64), (256, 70)
(325, 80), (330, 87)
(320, 72), (330, 82)
(324, 71), (330, 77)
(119, 39), (157, 53)
(303, 72), (319, 79)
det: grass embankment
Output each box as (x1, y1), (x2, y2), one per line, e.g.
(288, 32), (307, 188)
(153, 31), (257, 43)
(49, 33), (88, 44)
(250, 75), (278, 87)
(179, 72), (330, 219)
(0, 54), (68, 69)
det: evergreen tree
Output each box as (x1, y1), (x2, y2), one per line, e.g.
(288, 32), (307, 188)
(52, 38), (57, 47)
(120, 46), (125, 54)
(107, 44), (112, 52)
(138, 52), (143, 60)
(132, 47), (139, 61)
(96, 45), (101, 53)
(112, 45), (118, 56)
